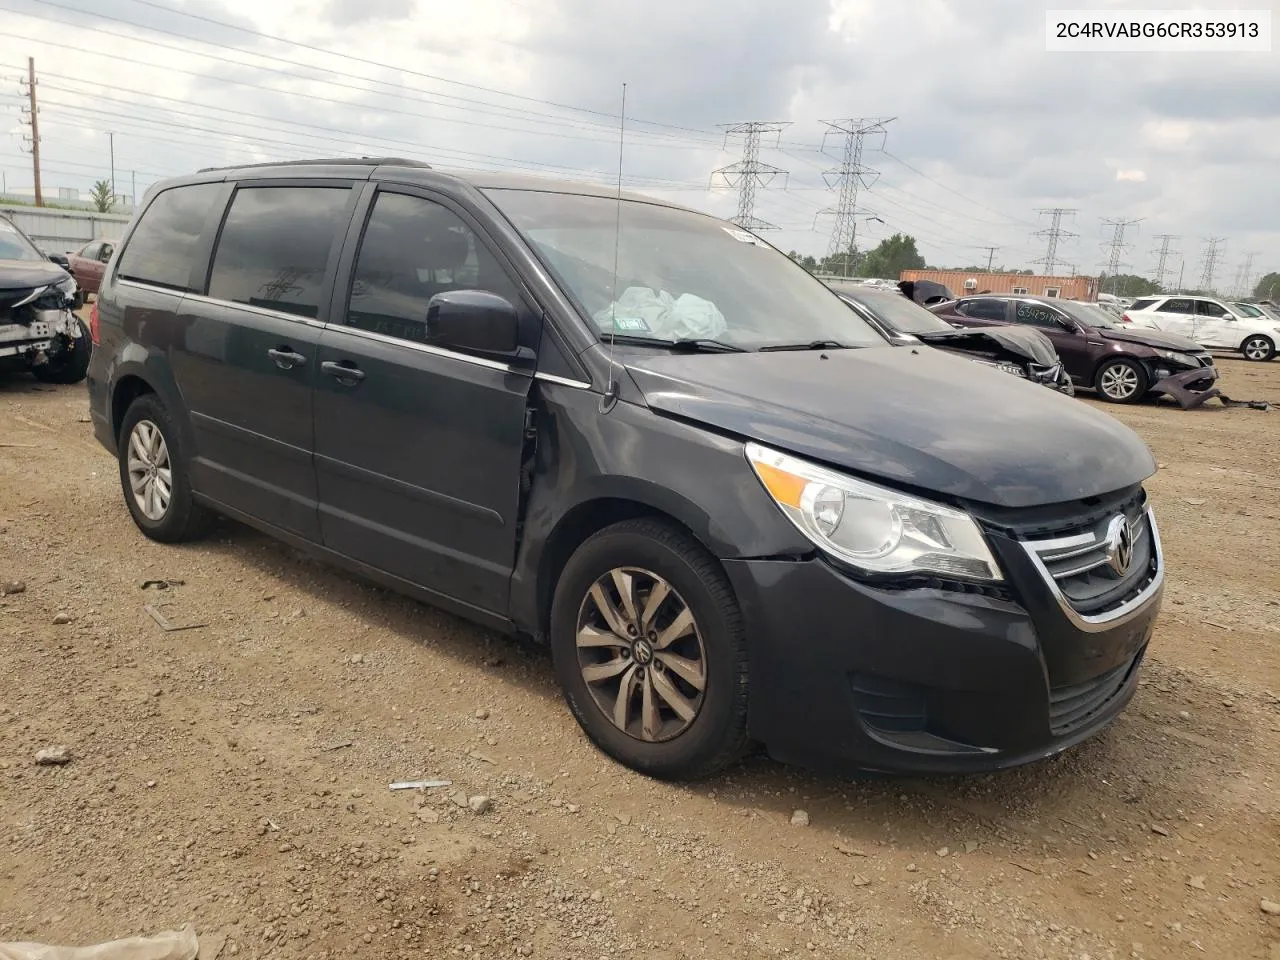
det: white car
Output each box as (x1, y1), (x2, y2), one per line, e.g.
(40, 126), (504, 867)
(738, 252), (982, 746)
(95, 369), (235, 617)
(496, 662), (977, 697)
(1123, 295), (1279, 361)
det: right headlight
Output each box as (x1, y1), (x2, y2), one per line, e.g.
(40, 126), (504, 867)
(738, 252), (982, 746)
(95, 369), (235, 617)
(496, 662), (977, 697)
(745, 443), (1003, 582)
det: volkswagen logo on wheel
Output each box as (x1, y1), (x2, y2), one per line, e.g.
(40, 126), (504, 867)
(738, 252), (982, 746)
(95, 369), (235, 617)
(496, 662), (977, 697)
(1105, 515), (1135, 576)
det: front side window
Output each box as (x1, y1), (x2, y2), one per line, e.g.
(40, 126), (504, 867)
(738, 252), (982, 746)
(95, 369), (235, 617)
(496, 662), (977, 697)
(959, 298), (1009, 322)
(484, 189), (884, 350)
(345, 192), (522, 344)
(1158, 298), (1194, 313)
(79, 241), (103, 260)
(117, 183), (223, 290)
(207, 186), (351, 318)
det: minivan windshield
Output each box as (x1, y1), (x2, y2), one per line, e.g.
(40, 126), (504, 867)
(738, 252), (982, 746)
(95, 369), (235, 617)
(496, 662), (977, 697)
(0, 217), (46, 262)
(485, 189), (887, 351)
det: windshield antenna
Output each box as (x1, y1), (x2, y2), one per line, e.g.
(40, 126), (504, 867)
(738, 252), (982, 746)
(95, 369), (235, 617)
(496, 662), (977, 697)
(602, 82), (627, 410)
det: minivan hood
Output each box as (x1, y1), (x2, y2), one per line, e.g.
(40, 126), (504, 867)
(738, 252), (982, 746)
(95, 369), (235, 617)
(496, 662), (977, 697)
(624, 346), (1155, 509)
(0, 259), (69, 291)
(1097, 326), (1201, 351)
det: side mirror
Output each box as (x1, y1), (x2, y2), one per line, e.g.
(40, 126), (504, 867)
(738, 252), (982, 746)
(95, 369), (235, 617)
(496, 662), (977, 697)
(425, 290), (525, 360)
(48, 252), (70, 269)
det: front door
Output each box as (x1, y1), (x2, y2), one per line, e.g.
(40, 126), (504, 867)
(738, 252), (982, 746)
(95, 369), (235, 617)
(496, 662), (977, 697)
(1012, 300), (1090, 379)
(1193, 299), (1237, 348)
(172, 182), (358, 541)
(313, 188), (536, 615)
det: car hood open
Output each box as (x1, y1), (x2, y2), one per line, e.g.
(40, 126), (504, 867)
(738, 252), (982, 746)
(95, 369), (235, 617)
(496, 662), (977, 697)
(1096, 326), (1202, 351)
(912, 325), (1059, 365)
(624, 346), (1155, 509)
(0, 259), (70, 292)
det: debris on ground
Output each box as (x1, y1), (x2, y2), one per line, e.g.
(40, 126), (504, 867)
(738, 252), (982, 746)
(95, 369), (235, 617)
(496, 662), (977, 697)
(143, 604), (208, 633)
(139, 578), (185, 591)
(1, 581), (25, 596)
(34, 746), (70, 766)
(468, 795), (492, 814)
(790, 810), (810, 827)
(0, 925), (200, 960)
(389, 779), (452, 791)
(51, 612), (72, 625)
(1262, 899), (1280, 916)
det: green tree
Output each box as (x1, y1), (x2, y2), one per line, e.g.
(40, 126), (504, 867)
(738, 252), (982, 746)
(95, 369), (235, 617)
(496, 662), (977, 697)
(1099, 273), (1161, 297)
(817, 248), (862, 277)
(90, 179), (114, 213)
(857, 234), (925, 280)
(1253, 271), (1280, 301)
(787, 250), (819, 273)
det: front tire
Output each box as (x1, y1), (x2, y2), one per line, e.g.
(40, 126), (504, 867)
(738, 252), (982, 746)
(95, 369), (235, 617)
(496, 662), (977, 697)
(1241, 335), (1275, 362)
(549, 518), (750, 780)
(117, 394), (215, 543)
(1095, 357), (1148, 404)
(31, 319), (91, 385)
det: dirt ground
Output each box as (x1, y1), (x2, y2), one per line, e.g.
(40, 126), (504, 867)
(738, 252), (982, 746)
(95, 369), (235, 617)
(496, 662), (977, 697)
(2, 352), (1278, 960)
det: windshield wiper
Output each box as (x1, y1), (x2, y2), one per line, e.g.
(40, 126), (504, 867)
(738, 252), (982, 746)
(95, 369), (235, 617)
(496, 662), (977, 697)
(601, 333), (746, 353)
(757, 339), (854, 352)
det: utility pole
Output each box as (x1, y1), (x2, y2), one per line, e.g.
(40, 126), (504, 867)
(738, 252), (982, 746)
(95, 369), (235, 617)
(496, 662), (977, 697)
(979, 246), (1000, 272)
(21, 57), (42, 207)
(1100, 217), (1142, 294)
(1176, 257), (1185, 294)
(108, 132), (116, 200)
(711, 122), (790, 231)
(1198, 238), (1226, 293)
(1032, 208), (1077, 275)
(812, 117), (893, 277)
(1151, 234), (1179, 290)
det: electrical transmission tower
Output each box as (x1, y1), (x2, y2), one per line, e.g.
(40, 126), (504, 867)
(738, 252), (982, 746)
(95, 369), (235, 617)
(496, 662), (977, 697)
(710, 122), (790, 231)
(1198, 238), (1226, 293)
(1100, 217), (1142, 293)
(1151, 234), (1179, 289)
(1232, 251), (1258, 298)
(1032, 208), (1077, 275)
(812, 117), (893, 275)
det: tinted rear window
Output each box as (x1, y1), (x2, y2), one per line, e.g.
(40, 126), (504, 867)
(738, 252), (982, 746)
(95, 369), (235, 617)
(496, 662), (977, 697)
(116, 183), (223, 290)
(1128, 298), (1159, 312)
(206, 186), (351, 319)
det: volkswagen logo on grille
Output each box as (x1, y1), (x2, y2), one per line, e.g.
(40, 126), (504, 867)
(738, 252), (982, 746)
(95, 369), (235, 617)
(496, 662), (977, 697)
(1105, 515), (1136, 576)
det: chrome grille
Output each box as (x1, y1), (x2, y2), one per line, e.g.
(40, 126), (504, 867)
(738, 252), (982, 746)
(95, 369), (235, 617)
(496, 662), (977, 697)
(1020, 504), (1163, 632)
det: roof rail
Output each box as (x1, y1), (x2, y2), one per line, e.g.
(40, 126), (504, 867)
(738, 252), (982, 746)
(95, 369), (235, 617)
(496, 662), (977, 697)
(197, 157), (432, 173)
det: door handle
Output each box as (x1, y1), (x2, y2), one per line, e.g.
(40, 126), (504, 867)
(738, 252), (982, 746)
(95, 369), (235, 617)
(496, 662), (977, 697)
(321, 360), (366, 385)
(267, 347), (308, 370)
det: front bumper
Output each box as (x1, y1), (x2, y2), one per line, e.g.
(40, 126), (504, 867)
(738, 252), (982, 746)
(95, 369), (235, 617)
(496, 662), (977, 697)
(725, 515), (1162, 775)
(1151, 364), (1220, 409)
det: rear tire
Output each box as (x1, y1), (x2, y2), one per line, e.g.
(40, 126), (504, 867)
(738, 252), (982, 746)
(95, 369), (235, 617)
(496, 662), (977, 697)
(31, 319), (91, 385)
(549, 518), (750, 781)
(1095, 357), (1148, 404)
(1241, 335), (1275, 362)
(117, 394), (215, 543)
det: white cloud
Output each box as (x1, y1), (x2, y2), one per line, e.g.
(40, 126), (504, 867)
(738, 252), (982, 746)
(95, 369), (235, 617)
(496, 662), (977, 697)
(1115, 169), (1147, 182)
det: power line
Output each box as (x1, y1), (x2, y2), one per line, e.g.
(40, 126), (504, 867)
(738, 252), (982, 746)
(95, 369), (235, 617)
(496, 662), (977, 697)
(1032, 208), (1078, 275)
(878, 149), (1038, 228)
(1198, 237), (1227, 293)
(711, 122), (790, 230)
(1100, 217), (1142, 293)
(812, 117), (892, 275)
(1151, 234), (1179, 289)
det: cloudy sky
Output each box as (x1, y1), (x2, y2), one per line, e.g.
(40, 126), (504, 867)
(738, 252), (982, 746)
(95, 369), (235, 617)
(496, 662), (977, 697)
(1, 0), (1276, 294)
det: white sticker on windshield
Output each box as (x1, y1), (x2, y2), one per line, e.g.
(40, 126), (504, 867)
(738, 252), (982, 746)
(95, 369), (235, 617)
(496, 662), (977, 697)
(613, 315), (650, 332)
(722, 227), (763, 245)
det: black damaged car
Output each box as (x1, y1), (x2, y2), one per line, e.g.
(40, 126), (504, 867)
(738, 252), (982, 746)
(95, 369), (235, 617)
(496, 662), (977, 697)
(828, 280), (1075, 395)
(0, 215), (92, 384)
(88, 161), (1164, 780)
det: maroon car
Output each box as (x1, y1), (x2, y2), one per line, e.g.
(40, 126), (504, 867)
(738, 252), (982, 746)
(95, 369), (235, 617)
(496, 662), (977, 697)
(65, 238), (117, 302)
(931, 295), (1219, 406)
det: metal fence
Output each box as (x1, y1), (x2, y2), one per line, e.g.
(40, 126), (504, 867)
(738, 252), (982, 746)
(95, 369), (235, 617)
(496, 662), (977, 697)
(0, 204), (132, 255)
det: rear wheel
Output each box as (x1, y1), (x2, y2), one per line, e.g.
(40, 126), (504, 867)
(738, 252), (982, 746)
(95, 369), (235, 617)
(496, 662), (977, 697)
(1241, 335), (1275, 362)
(1095, 357), (1148, 404)
(31, 319), (91, 385)
(117, 394), (215, 542)
(549, 518), (750, 780)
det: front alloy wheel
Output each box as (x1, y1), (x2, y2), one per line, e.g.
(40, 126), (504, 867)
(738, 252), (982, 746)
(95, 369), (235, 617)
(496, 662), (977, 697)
(1241, 335), (1275, 362)
(576, 567), (707, 743)
(1096, 358), (1147, 403)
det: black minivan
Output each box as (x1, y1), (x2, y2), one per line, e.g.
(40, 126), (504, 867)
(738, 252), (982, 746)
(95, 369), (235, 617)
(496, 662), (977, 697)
(87, 159), (1164, 780)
